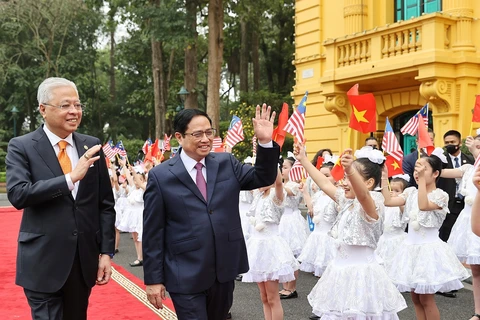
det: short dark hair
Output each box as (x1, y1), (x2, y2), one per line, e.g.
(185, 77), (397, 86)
(321, 162), (334, 170)
(443, 130), (461, 140)
(365, 137), (378, 144)
(390, 177), (408, 191)
(284, 157), (296, 167)
(173, 109), (212, 134)
(428, 127), (435, 137)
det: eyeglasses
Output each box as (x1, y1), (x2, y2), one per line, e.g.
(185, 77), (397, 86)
(183, 128), (216, 140)
(43, 103), (85, 111)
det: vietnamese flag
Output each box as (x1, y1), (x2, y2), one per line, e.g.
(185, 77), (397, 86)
(330, 157), (345, 182)
(272, 102), (289, 149)
(473, 95), (480, 122)
(385, 155), (403, 177)
(347, 84), (377, 133)
(151, 139), (160, 158)
(417, 115), (434, 156)
(315, 156), (324, 169)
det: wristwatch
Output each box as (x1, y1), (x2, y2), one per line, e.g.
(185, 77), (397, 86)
(100, 253), (114, 259)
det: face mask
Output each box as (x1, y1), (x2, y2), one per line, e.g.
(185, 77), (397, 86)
(445, 144), (459, 155)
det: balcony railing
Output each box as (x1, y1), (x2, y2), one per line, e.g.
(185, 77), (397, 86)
(324, 12), (456, 69)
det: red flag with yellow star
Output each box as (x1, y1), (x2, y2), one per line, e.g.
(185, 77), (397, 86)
(347, 84), (377, 133)
(385, 155), (403, 177)
(330, 156), (345, 182)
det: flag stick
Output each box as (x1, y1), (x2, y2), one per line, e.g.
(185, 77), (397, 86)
(470, 122), (474, 136)
(346, 127), (351, 149)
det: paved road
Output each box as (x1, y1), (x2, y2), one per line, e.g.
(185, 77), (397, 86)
(115, 232), (475, 320)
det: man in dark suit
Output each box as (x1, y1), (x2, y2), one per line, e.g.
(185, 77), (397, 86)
(6, 77), (116, 320)
(143, 106), (279, 320)
(438, 130), (474, 242)
(402, 128), (435, 188)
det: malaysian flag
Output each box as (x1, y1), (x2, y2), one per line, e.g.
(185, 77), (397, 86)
(115, 141), (127, 157)
(163, 134), (172, 151)
(102, 140), (116, 159)
(382, 117), (403, 162)
(142, 138), (152, 154)
(252, 135), (257, 157)
(284, 91), (307, 143)
(289, 160), (308, 182)
(400, 104), (429, 136)
(225, 115), (244, 148)
(212, 136), (223, 149)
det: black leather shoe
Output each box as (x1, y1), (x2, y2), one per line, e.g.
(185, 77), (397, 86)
(129, 259), (143, 267)
(235, 274), (243, 281)
(309, 315), (320, 320)
(280, 290), (298, 299)
(436, 291), (456, 298)
(226, 311), (232, 319)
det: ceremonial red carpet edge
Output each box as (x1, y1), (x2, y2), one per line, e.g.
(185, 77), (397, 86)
(0, 206), (176, 320)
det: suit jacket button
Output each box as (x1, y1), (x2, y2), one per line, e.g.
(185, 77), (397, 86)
(73, 230), (78, 236)
(209, 210), (213, 214)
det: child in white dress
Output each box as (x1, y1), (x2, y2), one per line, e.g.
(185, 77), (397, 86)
(296, 144), (407, 319)
(442, 134), (480, 320)
(278, 157), (308, 299)
(382, 148), (469, 320)
(297, 162), (338, 277)
(242, 169), (299, 320)
(375, 174), (408, 273)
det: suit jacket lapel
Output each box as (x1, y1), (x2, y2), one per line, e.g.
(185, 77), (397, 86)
(32, 127), (64, 177)
(168, 152), (207, 203)
(73, 133), (90, 197)
(205, 154), (219, 203)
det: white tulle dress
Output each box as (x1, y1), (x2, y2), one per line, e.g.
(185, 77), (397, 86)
(375, 206), (407, 273)
(239, 190), (254, 240)
(278, 181), (308, 257)
(388, 187), (469, 293)
(242, 189), (299, 283)
(297, 191), (337, 277)
(448, 164), (480, 264)
(308, 190), (407, 319)
(114, 185), (133, 229)
(117, 187), (145, 241)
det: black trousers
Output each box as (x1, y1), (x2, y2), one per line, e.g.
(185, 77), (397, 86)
(439, 200), (464, 242)
(24, 250), (92, 320)
(169, 279), (234, 320)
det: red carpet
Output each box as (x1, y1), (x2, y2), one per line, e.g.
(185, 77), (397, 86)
(0, 206), (176, 319)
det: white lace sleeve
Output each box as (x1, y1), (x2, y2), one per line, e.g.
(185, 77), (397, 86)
(417, 189), (449, 228)
(399, 186), (415, 201)
(358, 191), (385, 223)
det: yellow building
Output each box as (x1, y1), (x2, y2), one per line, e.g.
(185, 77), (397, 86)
(293, 0), (480, 156)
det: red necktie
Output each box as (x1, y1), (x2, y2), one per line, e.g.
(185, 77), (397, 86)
(195, 163), (207, 201)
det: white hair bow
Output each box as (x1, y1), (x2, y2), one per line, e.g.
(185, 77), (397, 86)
(354, 146), (386, 164)
(392, 174), (410, 182)
(287, 151), (296, 160)
(324, 154), (339, 164)
(430, 147), (448, 163)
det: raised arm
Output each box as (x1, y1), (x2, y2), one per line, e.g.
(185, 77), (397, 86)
(471, 165), (480, 236)
(294, 142), (337, 201)
(440, 168), (463, 179)
(300, 182), (314, 218)
(466, 136), (480, 159)
(342, 149), (378, 220)
(416, 161), (442, 211)
(274, 168), (284, 202)
(380, 165), (406, 207)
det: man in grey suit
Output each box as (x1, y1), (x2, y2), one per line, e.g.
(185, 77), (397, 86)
(6, 77), (116, 320)
(143, 106), (279, 320)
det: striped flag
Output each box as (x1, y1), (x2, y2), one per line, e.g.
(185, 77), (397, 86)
(400, 104), (428, 136)
(252, 135), (257, 157)
(225, 115), (244, 148)
(115, 141), (127, 157)
(284, 91), (307, 143)
(382, 117), (403, 162)
(163, 134), (172, 151)
(142, 138), (152, 154)
(289, 160), (308, 182)
(212, 136), (223, 149)
(102, 140), (116, 159)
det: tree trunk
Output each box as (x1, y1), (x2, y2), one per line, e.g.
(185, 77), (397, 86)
(207, 0), (224, 131)
(184, 0), (198, 109)
(239, 18), (248, 93)
(251, 29), (260, 91)
(109, 30), (116, 102)
(151, 39), (166, 139)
